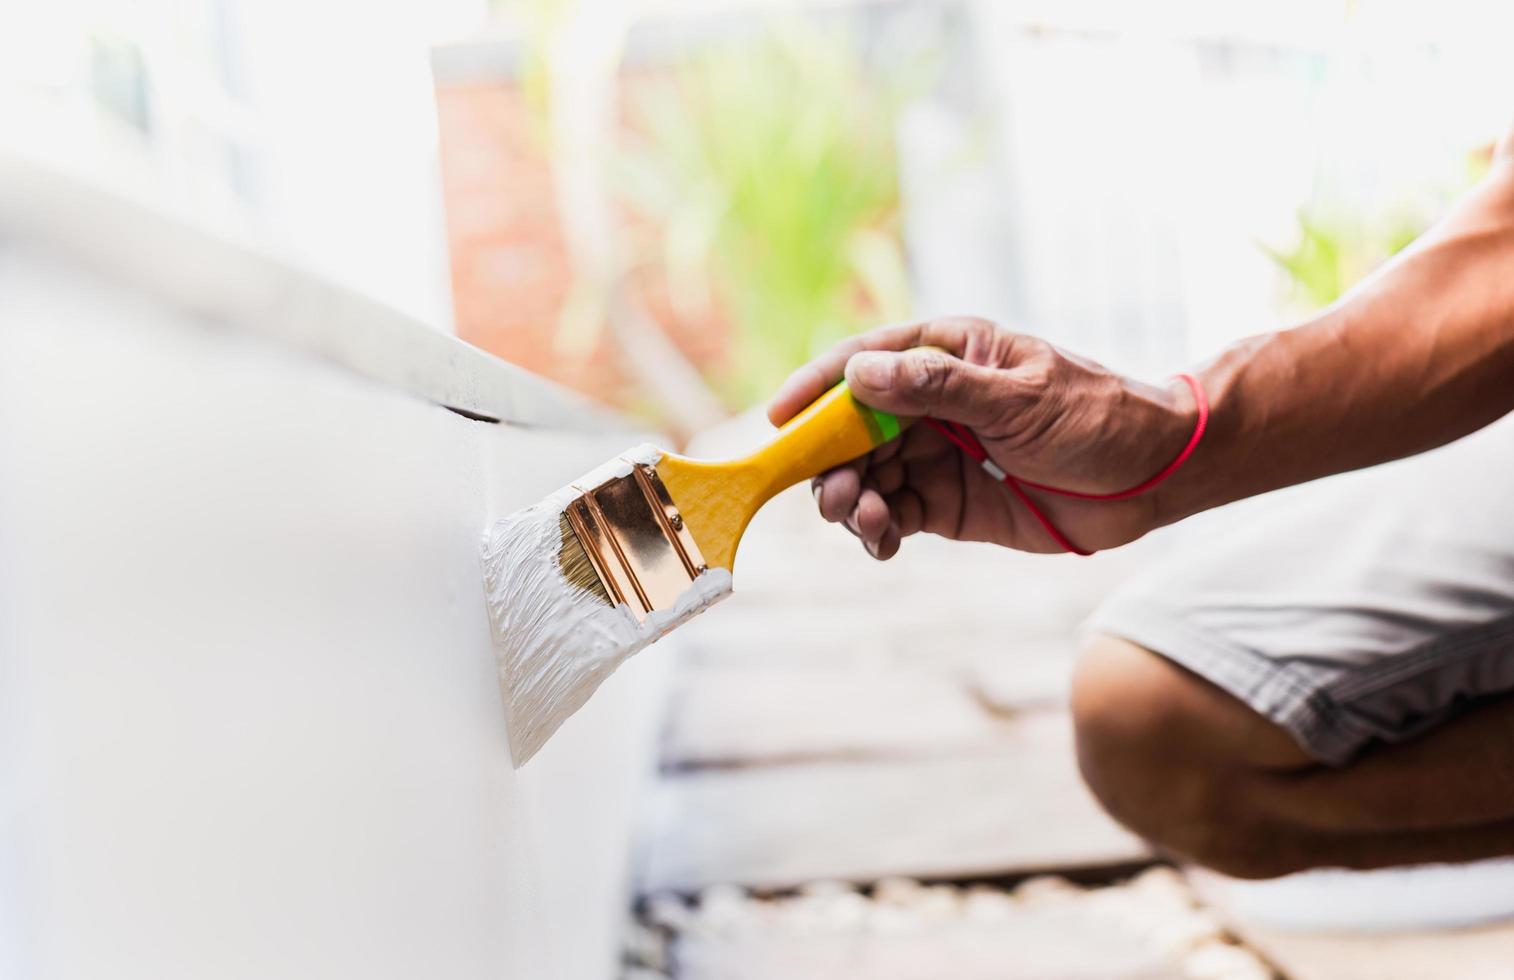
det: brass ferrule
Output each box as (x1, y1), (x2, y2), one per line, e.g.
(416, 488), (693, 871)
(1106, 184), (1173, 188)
(562, 456), (707, 621)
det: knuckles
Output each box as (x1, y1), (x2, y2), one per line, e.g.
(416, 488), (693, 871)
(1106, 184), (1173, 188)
(952, 315), (1000, 355)
(846, 318), (1082, 445)
(904, 349), (956, 408)
(988, 343), (1064, 444)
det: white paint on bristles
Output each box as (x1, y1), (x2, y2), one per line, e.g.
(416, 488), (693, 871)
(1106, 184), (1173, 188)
(481, 444), (732, 766)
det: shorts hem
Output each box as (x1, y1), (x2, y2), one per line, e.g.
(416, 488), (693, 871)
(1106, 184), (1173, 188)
(1085, 598), (1372, 767)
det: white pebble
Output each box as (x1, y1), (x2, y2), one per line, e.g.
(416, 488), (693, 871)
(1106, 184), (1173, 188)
(1013, 875), (1083, 906)
(962, 887), (1016, 922)
(777, 890), (869, 935)
(873, 876), (925, 907)
(644, 894), (693, 932)
(622, 922), (668, 971)
(1130, 866), (1191, 903)
(1183, 940), (1274, 980)
(913, 885), (962, 922)
(696, 884), (755, 934)
(1148, 910), (1226, 957)
(868, 902), (921, 934)
(698, 883), (748, 910)
(815, 892), (871, 932)
(798, 879), (856, 899)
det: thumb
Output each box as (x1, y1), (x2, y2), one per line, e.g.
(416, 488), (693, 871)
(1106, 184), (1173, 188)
(844, 348), (1010, 428)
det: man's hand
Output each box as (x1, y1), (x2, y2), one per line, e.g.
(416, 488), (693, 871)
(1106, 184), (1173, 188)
(775, 127), (1514, 563)
(767, 317), (1197, 559)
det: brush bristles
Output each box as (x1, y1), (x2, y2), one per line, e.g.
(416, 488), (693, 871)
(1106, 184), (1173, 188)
(557, 513), (613, 606)
(480, 456), (734, 766)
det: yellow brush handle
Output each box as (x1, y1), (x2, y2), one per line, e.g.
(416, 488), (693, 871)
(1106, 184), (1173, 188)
(743, 380), (911, 499)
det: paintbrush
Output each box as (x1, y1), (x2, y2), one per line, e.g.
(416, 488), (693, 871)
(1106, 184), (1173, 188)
(481, 377), (909, 765)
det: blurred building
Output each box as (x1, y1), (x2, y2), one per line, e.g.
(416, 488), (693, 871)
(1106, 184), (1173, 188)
(427, 0), (1514, 423)
(432, 38), (733, 413)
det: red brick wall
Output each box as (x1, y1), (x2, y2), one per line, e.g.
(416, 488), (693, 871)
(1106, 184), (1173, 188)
(434, 76), (731, 414)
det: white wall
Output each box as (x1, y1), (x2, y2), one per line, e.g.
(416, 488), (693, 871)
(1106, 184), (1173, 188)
(0, 220), (665, 979)
(0, 0), (488, 328)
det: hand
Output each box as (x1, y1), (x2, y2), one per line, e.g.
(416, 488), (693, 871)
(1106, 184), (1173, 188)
(767, 317), (1198, 558)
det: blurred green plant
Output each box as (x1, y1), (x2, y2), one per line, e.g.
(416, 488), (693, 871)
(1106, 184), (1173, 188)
(1264, 147), (1496, 310)
(1261, 209), (1423, 309)
(620, 26), (913, 407)
(500, 0), (570, 130)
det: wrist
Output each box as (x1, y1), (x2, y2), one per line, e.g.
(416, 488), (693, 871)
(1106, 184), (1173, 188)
(1129, 375), (1199, 528)
(1148, 384), (1199, 529)
(1149, 342), (1257, 527)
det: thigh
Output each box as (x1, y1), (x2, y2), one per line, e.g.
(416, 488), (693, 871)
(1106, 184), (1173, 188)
(1088, 414), (1514, 766)
(1073, 634), (1313, 770)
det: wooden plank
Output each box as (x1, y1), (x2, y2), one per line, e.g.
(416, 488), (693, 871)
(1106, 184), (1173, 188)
(661, 667), (1020, 767)
(1189, 866), (1514, 980)
(674, 599), (1083, 677)
(661, 637), (1076, 768)
(666, 476), (1161, 676)
(640, 712), (1147, 892)
(966, 638), (1077, 712)
(1221, 923), (1514, 980)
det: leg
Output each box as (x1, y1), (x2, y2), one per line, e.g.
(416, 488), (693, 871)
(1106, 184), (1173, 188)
(1073, 635), (1514, 878)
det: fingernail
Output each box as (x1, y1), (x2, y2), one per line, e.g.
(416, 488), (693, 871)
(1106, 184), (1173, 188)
(812, 483), (823, 507)
(864, 537), (880, 558)
(849, 352), (891, 389)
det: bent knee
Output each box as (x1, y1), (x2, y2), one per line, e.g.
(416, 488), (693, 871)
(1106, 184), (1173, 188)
(1071, 634), (1311, 878)
(1069, 635), (1221, 840)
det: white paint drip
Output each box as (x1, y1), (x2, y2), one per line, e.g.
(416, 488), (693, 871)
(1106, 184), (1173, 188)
(480, 445), (732, 766)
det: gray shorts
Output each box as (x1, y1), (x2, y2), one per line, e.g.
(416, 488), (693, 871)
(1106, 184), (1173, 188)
(1087, 413), (1514, 766)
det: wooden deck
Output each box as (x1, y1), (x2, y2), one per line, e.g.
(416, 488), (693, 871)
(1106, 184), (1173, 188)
(632, 416), (1514, 979)
(640, 459), (1160, 893)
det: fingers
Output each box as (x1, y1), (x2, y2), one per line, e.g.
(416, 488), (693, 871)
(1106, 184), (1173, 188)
(812, 463), (862, 523)
(872, 521), (904, 561)
(886, 486), (926, 538)
(844, 346), (1022, 428)
(810, 427), (955, 561)
(767, 322), (931, 426)
(767, 316), (1004, 426)
(813, 467), (889, 538)
(854, 486), (891, 543)
(831, 472), (927, 562)
(811, 463), (904, 561)
(811, 438), (914, 522)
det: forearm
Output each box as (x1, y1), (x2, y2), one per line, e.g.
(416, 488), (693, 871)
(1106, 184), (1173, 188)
(1158, 161), (1514, 524)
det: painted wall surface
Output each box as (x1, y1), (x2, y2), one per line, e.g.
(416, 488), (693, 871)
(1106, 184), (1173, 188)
(0, 244), (668, 979)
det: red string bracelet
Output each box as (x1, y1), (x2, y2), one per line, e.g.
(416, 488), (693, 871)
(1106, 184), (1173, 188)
(924, 373), (1209, 556)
